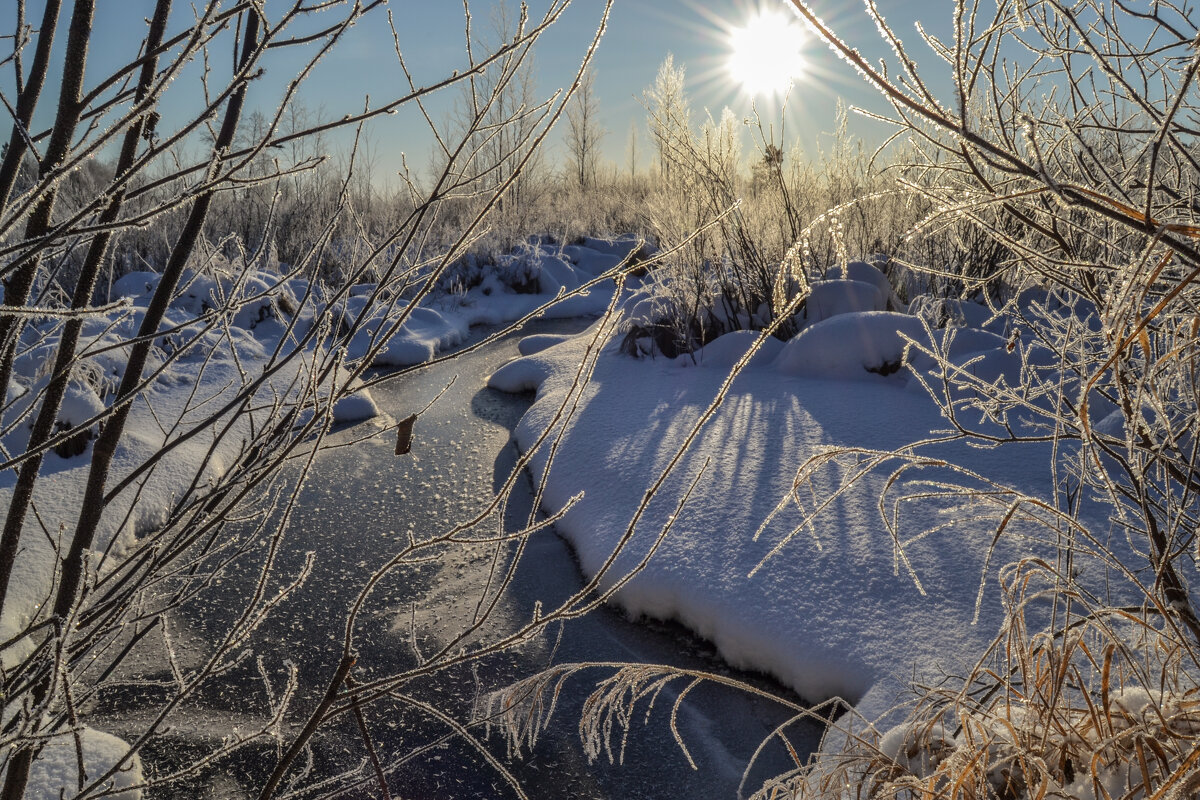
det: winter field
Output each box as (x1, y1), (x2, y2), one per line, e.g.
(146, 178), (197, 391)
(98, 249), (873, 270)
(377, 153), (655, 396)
(1, 235), (1187, 798)
(5, 1), (1200, 799)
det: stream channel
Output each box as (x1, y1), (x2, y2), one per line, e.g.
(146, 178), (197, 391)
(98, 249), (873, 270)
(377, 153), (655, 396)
(96, 318), (824, 799)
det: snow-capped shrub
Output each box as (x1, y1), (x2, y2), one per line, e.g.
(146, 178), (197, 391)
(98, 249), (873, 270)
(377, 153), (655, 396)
(775, 311), (924, 379)
(617, 290), (725, 359)
(800, 279), (887, 326)
(439, 248), (545, 296)
(792, 594), (1200, 800)
(1, 372), (106, 459)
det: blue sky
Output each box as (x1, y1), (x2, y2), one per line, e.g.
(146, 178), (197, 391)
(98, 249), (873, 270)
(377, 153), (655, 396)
(296, 0), (937, 178)
(20, 0), (947, 185)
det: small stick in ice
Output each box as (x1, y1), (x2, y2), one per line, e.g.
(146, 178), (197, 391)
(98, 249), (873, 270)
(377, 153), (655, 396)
(395, 414), (417, 456)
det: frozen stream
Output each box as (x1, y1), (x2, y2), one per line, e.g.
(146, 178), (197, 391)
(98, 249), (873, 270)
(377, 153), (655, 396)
(96, 318), (822, 798)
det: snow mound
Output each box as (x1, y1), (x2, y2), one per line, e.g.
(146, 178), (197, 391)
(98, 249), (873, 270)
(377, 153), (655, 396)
(110, 271), (160, 298)
(348, 305), (469, 367)
(336, 239), (632, 368)
(677, 330), (784, 369)
(776, 311), (923, 378)
(518, 333), (573, 356)
(534, 252), (584, 295)
(487, 355), (554, 394)
(905, 326), (1009, 371)
(577, 235), (645, 259)
(334, 388), (380, 423)
(559, 248), (627, 278)
(801, 280), (886, 326)
(840, 260), (896, 305)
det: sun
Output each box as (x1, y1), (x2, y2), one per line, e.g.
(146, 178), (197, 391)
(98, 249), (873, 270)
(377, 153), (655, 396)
(728, 9), (807, 97)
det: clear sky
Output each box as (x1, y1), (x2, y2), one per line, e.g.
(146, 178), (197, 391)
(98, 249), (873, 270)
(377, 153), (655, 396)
(287, 0), (940, 180)
(16, 0), (948, 185)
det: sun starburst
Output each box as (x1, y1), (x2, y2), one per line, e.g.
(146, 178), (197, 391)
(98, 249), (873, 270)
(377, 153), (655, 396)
(728, 9), (807, 97)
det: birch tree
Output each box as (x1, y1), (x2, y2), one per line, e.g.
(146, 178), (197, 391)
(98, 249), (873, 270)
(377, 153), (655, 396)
(565, 67), (605, 189)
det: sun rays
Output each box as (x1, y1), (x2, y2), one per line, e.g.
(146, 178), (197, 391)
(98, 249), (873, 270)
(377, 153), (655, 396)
(728, 8), (807, 97)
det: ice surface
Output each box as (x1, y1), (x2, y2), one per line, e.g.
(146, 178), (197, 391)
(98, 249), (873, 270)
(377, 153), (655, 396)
(0, 240), (630, 796)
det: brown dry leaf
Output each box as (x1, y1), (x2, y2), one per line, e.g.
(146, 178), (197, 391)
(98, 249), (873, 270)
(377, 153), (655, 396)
(395, 414), (417, 456)
(1139, 327), (1153, 360)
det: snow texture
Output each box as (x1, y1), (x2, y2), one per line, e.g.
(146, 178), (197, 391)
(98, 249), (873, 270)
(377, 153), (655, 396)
(26, 729), (142, 800)
(490, 279), (1125, 745)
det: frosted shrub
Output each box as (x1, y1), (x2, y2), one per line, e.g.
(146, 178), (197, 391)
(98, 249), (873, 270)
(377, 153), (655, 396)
(761, 0), (1200, 796)
(632, 64), (935, 358)
(0, 2), (624, 798)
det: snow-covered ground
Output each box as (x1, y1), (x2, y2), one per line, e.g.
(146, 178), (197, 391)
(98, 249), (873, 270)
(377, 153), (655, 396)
(488, 259), (1131, 774)
(2, 236), (1133, 796)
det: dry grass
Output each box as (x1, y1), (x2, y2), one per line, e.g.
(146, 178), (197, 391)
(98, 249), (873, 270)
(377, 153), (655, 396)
(787, 564), (1200, 800)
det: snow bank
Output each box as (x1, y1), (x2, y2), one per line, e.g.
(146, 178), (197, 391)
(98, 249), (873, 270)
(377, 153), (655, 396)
(339, 241), (628, 367)
(489, 283), (1123, 754)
